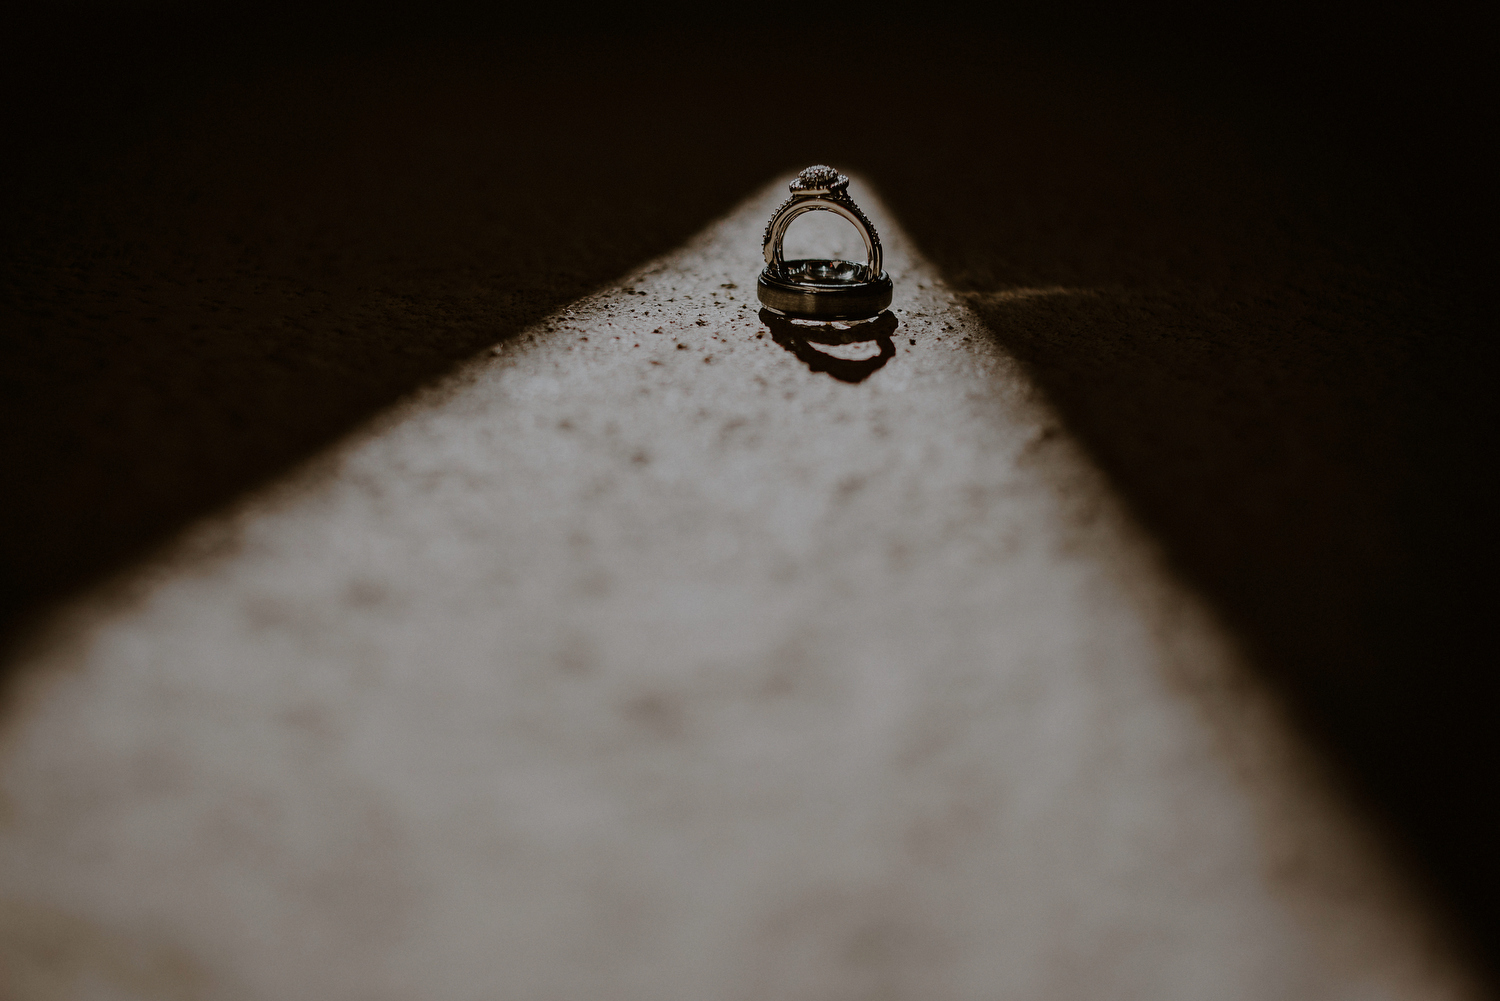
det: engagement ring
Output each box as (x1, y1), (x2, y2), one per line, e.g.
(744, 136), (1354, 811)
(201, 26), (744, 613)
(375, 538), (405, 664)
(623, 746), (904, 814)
(757, 165), (893, 321)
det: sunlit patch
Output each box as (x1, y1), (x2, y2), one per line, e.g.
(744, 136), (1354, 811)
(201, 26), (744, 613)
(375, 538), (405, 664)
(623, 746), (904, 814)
(805, 340), (885, 362)
(960, 286), (1096, 304)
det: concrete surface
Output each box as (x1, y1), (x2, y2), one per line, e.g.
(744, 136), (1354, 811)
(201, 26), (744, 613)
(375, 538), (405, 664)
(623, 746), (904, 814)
(4, 36), (1494, 944)
(0, 182), (1481, 999)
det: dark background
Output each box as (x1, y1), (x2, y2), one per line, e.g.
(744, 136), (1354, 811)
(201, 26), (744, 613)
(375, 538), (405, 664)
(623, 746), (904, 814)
(3, 0), (1495, 974)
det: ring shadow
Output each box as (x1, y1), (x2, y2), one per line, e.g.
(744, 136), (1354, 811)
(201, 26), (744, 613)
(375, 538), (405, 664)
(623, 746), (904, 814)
(760, 308), (897, 383)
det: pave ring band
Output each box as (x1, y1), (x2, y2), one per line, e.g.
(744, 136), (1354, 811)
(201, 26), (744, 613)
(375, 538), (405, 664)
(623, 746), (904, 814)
(757, 166), (893, 321)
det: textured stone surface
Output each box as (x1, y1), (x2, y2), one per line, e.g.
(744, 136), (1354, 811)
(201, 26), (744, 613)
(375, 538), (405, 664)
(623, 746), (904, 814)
(0, 183), (1480, 999)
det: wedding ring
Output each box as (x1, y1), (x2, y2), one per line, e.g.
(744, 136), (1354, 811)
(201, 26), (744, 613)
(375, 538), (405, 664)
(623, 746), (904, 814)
(757, 166), (893, 321)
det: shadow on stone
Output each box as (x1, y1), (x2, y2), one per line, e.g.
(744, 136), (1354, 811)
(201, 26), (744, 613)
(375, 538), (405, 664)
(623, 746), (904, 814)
(761, 308), (897, 384)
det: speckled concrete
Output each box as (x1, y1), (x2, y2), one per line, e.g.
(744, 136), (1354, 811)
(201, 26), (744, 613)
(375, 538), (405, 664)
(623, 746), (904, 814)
(0, 181), (1479, 999)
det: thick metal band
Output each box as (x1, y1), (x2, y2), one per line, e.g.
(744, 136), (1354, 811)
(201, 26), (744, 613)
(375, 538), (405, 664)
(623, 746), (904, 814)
(758, 262), (894, 321)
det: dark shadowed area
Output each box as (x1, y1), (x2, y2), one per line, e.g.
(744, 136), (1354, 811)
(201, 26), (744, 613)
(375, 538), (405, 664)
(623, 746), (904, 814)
(2, 0), (1494, 971)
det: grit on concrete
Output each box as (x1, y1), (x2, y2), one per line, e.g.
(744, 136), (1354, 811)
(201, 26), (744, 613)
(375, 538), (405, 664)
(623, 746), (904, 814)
(0, 182), (1480, 999)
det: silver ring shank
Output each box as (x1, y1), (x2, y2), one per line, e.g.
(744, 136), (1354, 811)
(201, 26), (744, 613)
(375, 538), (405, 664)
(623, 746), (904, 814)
(762, 195), (883, 280)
